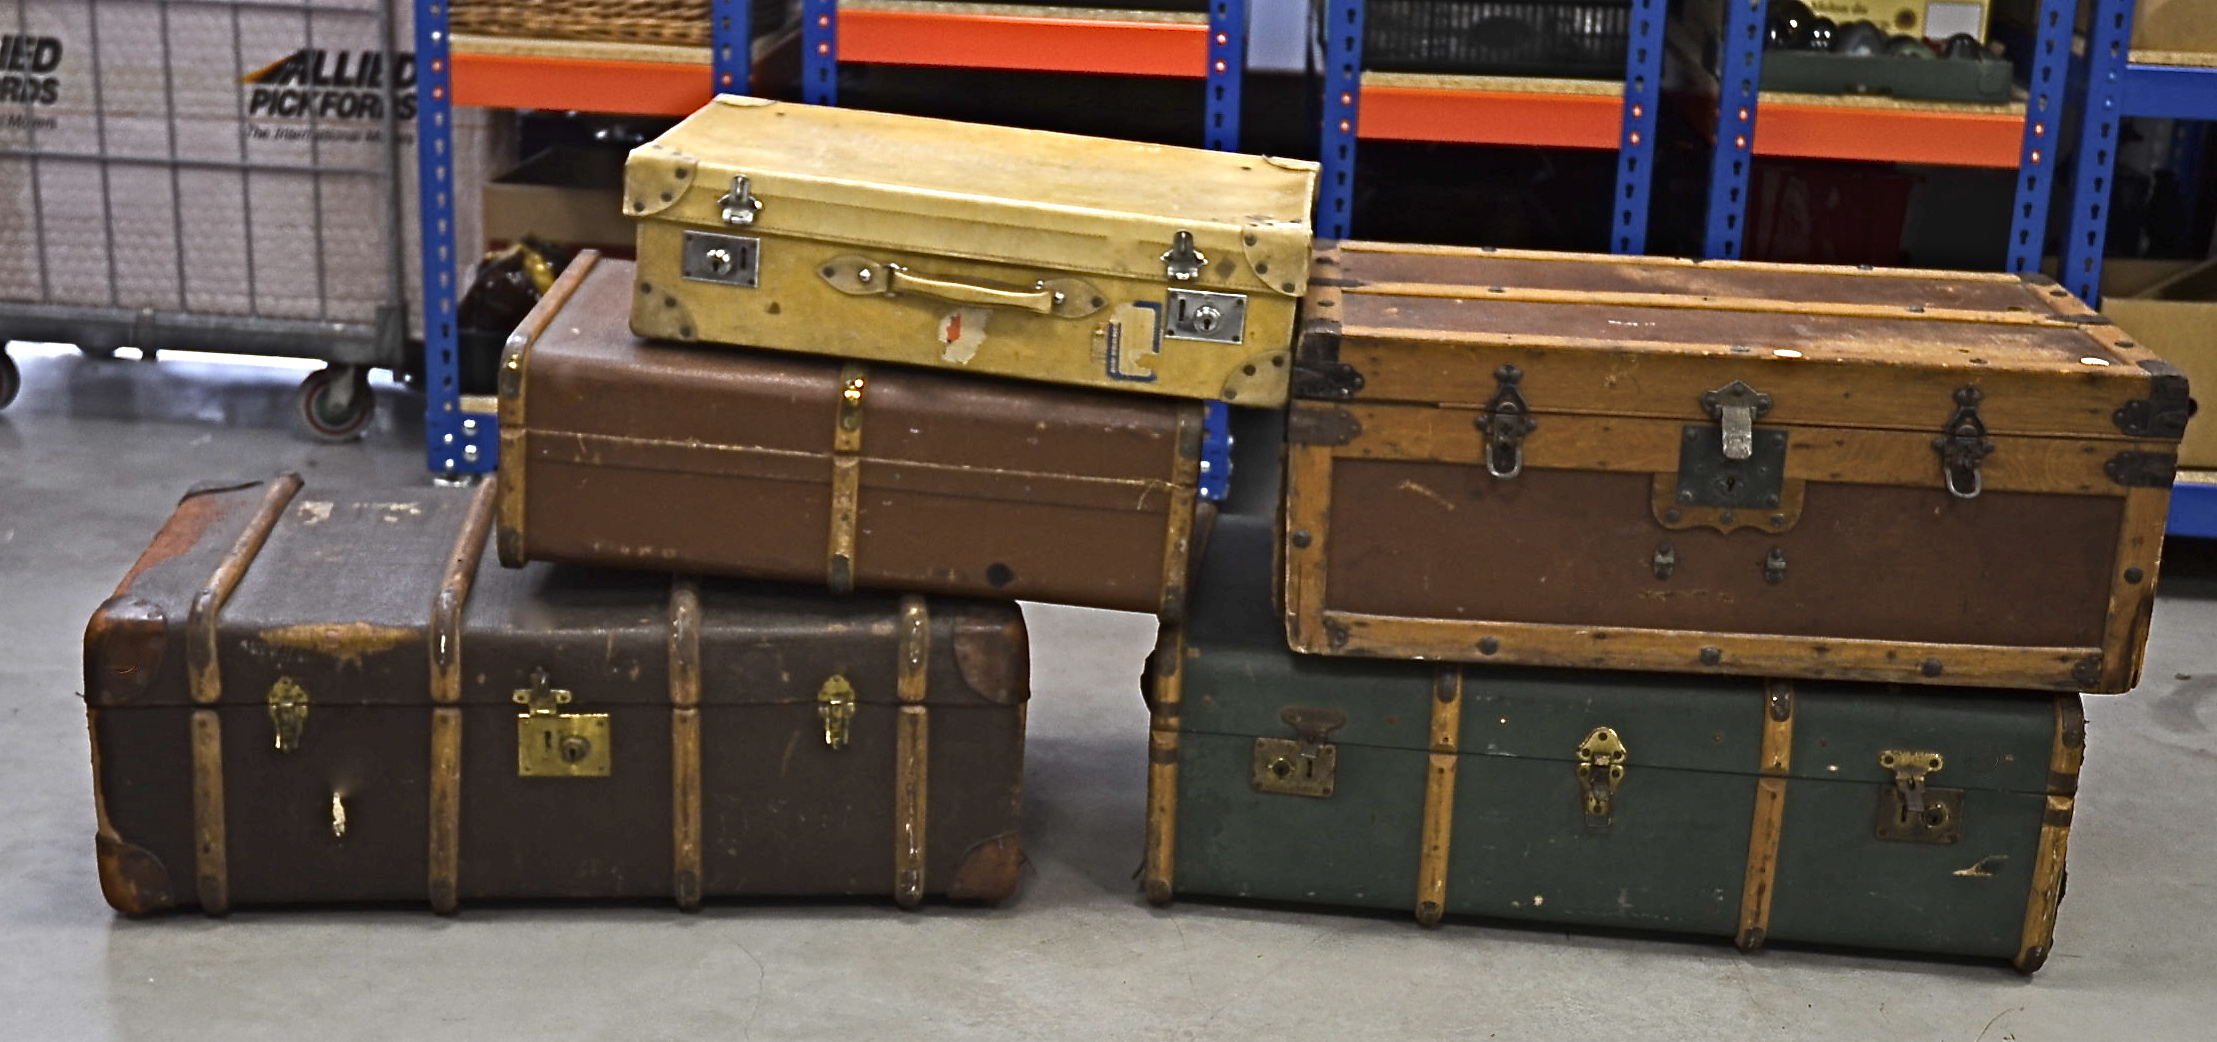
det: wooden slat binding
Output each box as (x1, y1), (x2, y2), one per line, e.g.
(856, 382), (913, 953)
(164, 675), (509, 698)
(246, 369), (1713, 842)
(1142, 624), (1185, 906)
(1154, 407), (1205, 621)
(427, 708), (464, 914)
(189, 710), (227, 915)
(495, 249), (599, 568)
(2017, 693), (2087, 973)
(1415, 665), (1462, 927)
(1736, 679), (1795, 951)
(893, 596), (930, 908)
(1342, 282), (2078, 329)
(669, 577), (703, 910)
(828, 363), (869, 594)
(426, 480), (498, 914)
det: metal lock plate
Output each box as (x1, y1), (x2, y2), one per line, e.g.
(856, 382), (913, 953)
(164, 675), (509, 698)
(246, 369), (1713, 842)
(682, 229), (760, 288)
(1874, 749), (1963, 844)
(267, 676), (309, 753)
(1674, 425), (1789, 511)
(1575, 726), (1627, 827)
(512, 669), (611, 778)
(1165, 288), (1247, 344)
(1251, 706), (1347, 798)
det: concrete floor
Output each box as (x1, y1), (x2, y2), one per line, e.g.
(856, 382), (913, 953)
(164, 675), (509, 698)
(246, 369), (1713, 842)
(3, 342), (2215, 1041)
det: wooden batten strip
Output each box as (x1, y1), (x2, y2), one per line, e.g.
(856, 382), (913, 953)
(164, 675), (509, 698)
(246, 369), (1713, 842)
(1306, 611), (2098, 691)
(1281, 443), (1339, 653)
(183, 473), (302, 916)
(425, 480), (498, 914)
(187, 473), (303, 705)
(1155, 407), (1206, 620)
(1142, 625), (1186, 906)
(1736, 679), (1795, 951)
(427, 708), (463, 914)
(189, 710), (228, 915)
(1415, 666), (1463, 927)
(1334, 240), (2030, 284)
(828, 363), (869, 594)
(2018, 694), (2087, 973)
(2094, 486), (2171, 693)
(495, 249), (598, 567)
(893, 596), (931, 908)
(1342, 282), (2069, 329)
(669, 578), (704, 910)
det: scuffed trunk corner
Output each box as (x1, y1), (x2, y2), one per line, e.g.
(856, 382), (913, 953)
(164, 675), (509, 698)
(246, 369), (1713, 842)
(945, 832), (1024, 905)
(953, 607), (1029, 706)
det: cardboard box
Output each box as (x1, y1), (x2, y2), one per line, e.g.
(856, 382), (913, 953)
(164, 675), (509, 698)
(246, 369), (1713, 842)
(482, 146), (634, 257)
(2136, 0), (2217, 61)
(1807, 0), (1990, 41)
(2102, 258), (2217, 469)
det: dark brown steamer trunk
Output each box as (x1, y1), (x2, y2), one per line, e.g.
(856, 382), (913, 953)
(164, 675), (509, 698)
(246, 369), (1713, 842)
(1285, 242), (2187, 693)
(84, 478), (1029, 914)
(497, 251), (1204, 616)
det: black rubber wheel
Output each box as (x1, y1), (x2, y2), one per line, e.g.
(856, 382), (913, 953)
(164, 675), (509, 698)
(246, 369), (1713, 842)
(0, 351), (18, 410)
(297, 368), (376, 442)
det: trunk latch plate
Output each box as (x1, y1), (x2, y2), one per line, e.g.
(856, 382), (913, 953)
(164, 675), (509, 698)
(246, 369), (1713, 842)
(512, 669), (611, 778)
(1875, 749), (1964, 844)
(1253, 706), (1347, 797)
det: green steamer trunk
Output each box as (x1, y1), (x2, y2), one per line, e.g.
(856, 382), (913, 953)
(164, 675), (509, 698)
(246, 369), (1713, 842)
(1143, 512), (2081, 971)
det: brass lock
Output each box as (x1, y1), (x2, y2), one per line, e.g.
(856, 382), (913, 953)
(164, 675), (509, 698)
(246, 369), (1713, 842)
(267, 676), (309, 753)
(818, 675), (857, 750)
(1875, 749), (1963, 843)
(1251, 706), (1347, 798)
(1576, 726), (1628, 827)
(512, 669), (611, 778)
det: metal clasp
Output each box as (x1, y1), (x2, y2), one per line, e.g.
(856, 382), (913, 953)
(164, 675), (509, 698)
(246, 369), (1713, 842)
(512, 669), (611, 778)
(1162, 230), (1206, 282)
(1652, 543), (1677, 580)
(1576, 726), (1627, 827)
(267, 676), (309, 753)
(1763, 546), (1787, 585)
(818, 675), (857, 750)
(1934, 386), (1994, 500)
(1875, 749), (1963, 844)
(1252, 706), (1347, 798)
(1481, 364), (1538, 479)
(719, 174), (763, 226)
(1701, 380), (1774, 461)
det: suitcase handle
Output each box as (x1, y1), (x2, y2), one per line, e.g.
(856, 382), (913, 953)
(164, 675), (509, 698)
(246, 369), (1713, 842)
(820, 255), (1106, 319)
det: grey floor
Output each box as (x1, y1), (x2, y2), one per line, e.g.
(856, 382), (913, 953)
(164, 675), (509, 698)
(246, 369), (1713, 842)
(4, 343), (2215, 1041)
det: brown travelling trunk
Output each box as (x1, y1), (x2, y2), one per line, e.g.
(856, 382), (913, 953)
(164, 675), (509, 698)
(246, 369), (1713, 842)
(1286, 242), (2191, 693)
(84, 477), (1029, 915)
(497, 251), (1206, 617)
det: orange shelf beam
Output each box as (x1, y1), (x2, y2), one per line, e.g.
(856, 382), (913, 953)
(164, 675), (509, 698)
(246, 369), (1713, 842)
(1751, 101), (2025, 168)
(835, 9), (1207, 78)
(1356, 85), (1623, 150)
(452, 52), (711, 116)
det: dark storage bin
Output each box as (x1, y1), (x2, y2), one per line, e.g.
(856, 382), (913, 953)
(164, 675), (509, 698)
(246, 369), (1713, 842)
(1365, 0), (1631, 78)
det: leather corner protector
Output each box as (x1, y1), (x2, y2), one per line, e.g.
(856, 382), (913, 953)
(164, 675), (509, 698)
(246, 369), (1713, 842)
(623, 144), (699, 219)
(1241, 222), (1314, 297)
(952, 610), (1030, 706)
(945, 832), (1025, 905)
(96, 832), (176, 915)
(84, 596), (170, 706)
(632, 284), (700, 342)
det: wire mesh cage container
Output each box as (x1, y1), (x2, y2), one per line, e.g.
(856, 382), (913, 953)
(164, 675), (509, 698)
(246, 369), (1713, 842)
(1364, 0), (1632, 78)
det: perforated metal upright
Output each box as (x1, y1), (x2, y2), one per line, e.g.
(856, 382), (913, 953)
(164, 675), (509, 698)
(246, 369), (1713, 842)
(803, 0), (838, 104)
(2004, 0), (2080, 275)
(1613, 0), (1666, 253)
(1702, 0), (1767, 258)
(1317, 0), (1364, 239)
(1205, 0), (1246, 151)
(712, 0), (753, 94)
(415, 0), (489, 476)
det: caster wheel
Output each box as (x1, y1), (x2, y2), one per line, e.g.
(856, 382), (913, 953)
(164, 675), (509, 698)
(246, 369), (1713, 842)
(297, 367), (376, 442)
(0, 351), (18, 410)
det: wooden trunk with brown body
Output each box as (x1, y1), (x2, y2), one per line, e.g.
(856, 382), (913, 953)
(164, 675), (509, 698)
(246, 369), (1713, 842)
(85, 478), (1029, 914)
(1286, 242), (2190, 692)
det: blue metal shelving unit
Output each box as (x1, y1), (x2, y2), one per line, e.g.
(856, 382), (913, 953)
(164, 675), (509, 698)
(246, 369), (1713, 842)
(1318, 0), (1665, 252)
(1699, 0), (2079, 265)
(415, 0), (486, 479)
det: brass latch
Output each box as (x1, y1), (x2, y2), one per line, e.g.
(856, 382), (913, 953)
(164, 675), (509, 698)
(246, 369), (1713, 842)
(1479, 364), (1537, 479)
(512, 669), (611, 778)
(267, 676), (309, 753)
(1701, 380), (1774, 461)
(1251, 706), (1347, 797)
(1875, 749), (1963, 844)
(818, 675), (857, 750)
(1934, 386), (1994, 499)
(1576, 726), (1628, 826)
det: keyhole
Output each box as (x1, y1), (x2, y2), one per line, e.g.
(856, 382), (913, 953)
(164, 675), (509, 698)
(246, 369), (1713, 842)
(1269, 757), (1293, 779)
(1925, 805), (1949, 828)
(1716, 475), (1741, 495)
(1192, 305), (1222, 333)
(705, 247), (733, 276)
(559, 734), (593, 764)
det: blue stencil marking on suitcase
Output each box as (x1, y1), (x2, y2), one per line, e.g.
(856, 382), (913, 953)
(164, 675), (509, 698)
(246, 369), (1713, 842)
(1105, 300), (1164, 383)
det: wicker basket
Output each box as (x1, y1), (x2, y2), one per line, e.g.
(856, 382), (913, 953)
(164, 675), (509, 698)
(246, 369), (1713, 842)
(1365, 0), (1630, 78)
(451, 0), (791, 47)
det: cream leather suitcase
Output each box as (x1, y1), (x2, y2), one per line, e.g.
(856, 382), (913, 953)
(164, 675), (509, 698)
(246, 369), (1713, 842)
(623, 96), (1318, 407)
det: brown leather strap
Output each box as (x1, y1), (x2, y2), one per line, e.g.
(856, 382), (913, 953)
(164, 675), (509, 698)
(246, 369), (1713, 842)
(494, 250), (599, 567)
(1736, 679), (1795, 951)
(184, 474), (301, 915)
(827, 363), (868, 594)
(1415, 665), (1462, 926)
(1141, 624), (1184, 906)
(892, 595), (929, 908)
(425, 480), (498, 914)
(669, 577), (704, 910)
